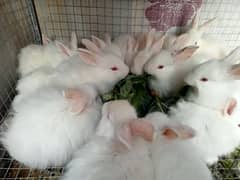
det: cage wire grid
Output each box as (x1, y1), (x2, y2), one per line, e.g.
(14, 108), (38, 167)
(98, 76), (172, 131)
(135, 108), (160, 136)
(0, 0), (240, 179)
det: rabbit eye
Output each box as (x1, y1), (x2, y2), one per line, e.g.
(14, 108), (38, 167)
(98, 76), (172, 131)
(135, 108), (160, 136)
(194, 41), (198, 45)
(200, 77), (208, 82)
(158, 65), (164, 69)
(111, 67), (118, 71)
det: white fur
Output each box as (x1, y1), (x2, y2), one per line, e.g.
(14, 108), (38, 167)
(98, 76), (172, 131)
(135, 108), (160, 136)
(144, 49), (209, 97)
(131, 30), (164, 75)
(53, 54), (129, 94)
(172, 14), (229, 59)
(18, 42), (69, 77)
(145, 112), (212, 180)
(2, 85), (102, 169)
(62, 100), (154, 180)
(18, 33), (79, 77)
(15, 50), (129, 102)
(169, 100), (240, 164)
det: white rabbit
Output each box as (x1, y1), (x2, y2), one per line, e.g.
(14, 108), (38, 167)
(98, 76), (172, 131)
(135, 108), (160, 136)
(172, 12), (228, 59)
(12, 66), (55, 108)
(130, 29), (166, 75)
(185, 47), (240, 110)
(166, 48), (240, 164)
(145, 112), (213, 180)
(2, 84), (102, 169)
(144, 44), (209, 97)
(15, 45), (129, 99)
(18, 33), (78, 77)
(169, 95), (240, 165)
(53, 47), (129, 94)
(62, 100), (154, 180)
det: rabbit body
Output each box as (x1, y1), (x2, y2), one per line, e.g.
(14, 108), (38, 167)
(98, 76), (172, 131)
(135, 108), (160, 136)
(2, 85), (102, 169)
(169, 100), (240, 164)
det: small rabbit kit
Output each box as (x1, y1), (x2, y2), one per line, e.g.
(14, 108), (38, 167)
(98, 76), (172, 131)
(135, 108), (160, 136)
(3, 9), (240, 180)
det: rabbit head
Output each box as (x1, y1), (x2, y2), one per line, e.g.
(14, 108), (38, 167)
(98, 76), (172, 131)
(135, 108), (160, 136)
(97, 100), (154, 149)
(76, 47), (129, 93)
(144, 45), (199, 97)
(131, 29), (165, 75)
(185, 47), (240, 87)
(172, 12), (216, 52)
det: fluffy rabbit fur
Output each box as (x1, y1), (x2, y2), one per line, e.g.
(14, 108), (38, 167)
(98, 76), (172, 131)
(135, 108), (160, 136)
(169, 96), (240, 164)
(55, 48), (129, 94)
(145, 112), (213, 180)
(62, 100), (154, 180)
(144, 45), (209, 97)
(185, 47), (240, 110)
(15, 45), (129, 99)
(172, 12), (228, 59)
(131, 29), (165, 75)
(2, 84), (102, 169)
(166, 48), (240, 164)
(82, 33), (139, 67)
(18, 34), (77, 77)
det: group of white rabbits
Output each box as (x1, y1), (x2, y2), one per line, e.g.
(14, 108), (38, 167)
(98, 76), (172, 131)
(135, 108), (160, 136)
(2, 12), (240, 180)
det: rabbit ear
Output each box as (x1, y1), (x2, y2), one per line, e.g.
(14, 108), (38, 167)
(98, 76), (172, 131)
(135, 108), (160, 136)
(77, 48), (99, 65)
(70, 32), (78, 50)
(198, 17), (216, 32)
(223, 98), (237, 116)
(146, 28), (156, 49)
(91, 35), (106, 49)
(81, 39), (101, 53)
(161, 125), (195, 140)
(56, 41), (73, 57)
(136, 33), (146, 51)
(127, 36), (138, 55)
(104, 33), (112, 45)
(42, 34), (51, 45)
(230, 64), (240, 79)
(172, 33), (190, 50)
(63, 89), (88, 113)
(224, 46), (240, 64)
(174, 46), (199, 62)
(191, 12), (199, 29)
(151, 34), (166, 54)
(129, 120), (154, 142)
(117, 123), (133, 149)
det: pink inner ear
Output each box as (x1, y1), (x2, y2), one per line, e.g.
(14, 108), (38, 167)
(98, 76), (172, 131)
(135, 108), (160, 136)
(81, 39), (101, 53)
(174, 46), (199, 62)
(173, 34), (189, 50)
(78, 48), (98, 65)
(151, 34), (165, 54)
(162, 128), (178, 140)
(56, 42), (72, 57)
(231, 65), (240, 78)
(118, 124), (132, 149)
(130, 120), (154, 142)
(224, 98), (237, 116)
(91, 35), (106, 49)
(64, 89), (87, 113)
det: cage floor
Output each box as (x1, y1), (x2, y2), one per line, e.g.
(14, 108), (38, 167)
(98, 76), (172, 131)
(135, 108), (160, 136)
(0, 145), (64, 180)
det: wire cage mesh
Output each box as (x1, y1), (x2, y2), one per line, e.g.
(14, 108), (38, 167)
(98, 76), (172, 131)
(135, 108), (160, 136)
(0, 0), (240, 179)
